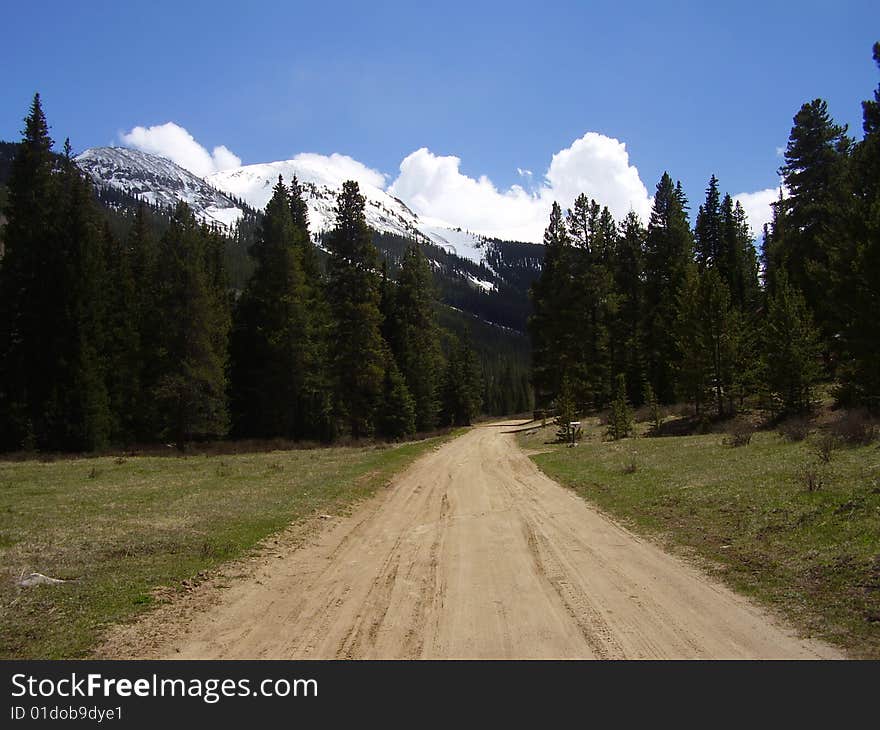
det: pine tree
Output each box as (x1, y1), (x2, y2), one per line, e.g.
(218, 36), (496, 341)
(606, 374), (634, 441)
(441, 336), (482, 427)
(836, 42), (880, 410)
(52, 144), (112, 450)
(0, 98), (111, 450)
(0, 94), (58, 448)
(102, 219), (140, 444)
(325, 181), (385, 437)
(564, 194), (614, 409)
(611, 210), (647, 405)
(694, 175), (722, 271)
(378, 355), (416, 439)
(702, 270), (739, 418)
(643, 381), (663, 434)
(289, 175), (333, 438)
(554, 374), (578, 443)
(584, 202), (616, 408)
(127, 204), (163, 440)
(677, 267), (745, 418)
(675, 266), (710, 415)
(289, 175), (323, 284)
(719, 196), (761, 312)
(643, 173), (694, 403)
(777, 98), (851, 345)
(289, 175), (311, 240)
(760, 272), (822, 415)
(153, 203), (230, 449)
(529, 201), (577, 409)
(386, 243), (442, 431)
(230, 176), (328, 440)
(761, 190), (789, 296)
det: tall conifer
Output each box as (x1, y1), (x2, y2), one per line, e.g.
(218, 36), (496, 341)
(325, 181), (385, 437)
(643, 173), (694, 403)
(387, 243), (442, 431)
(153, 203), (230, 449)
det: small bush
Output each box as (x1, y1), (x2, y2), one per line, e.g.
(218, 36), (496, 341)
(643, 383), (663, 435)
(830, 409), (877, 446)
(778, 417), (810, 442)
(812, 433), (840, 464)
(799, 462), (826, 492)
(606, 374), (634, 441)
(554, 377), (579, 443)
(723, 423), (753, 447)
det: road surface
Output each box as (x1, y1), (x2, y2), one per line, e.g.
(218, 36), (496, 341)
(110, 421), (840, 659)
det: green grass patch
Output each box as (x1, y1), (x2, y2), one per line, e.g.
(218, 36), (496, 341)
(0, 431), (463, 659)
(518, 420), (880, 657)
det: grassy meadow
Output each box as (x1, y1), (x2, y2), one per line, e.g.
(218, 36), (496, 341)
(518, 412), (880, 658)
(0, 432), (460, 659)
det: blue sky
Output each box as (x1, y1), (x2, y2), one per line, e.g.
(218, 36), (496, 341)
(3, 0), (878, 240)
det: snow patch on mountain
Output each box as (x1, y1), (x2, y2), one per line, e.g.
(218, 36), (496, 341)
(415, 217), (486, 262)
(466, 273), (495, 292)
(76, 147), (244, 228)
(207, 159), (426, 243)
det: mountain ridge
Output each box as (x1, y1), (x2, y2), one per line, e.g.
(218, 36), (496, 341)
(77, 145), (499, 269)
(65, 144), (544, 334)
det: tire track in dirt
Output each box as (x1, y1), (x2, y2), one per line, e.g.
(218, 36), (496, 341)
(97, 421), (843, 659)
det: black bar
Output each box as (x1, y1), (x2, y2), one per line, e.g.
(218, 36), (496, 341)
(2, 660), (876, 726)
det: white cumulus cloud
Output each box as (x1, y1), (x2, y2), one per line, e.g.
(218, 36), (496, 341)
(388, 148), (540, 241)
(733, 186), (782, 239)
(118, 121), (779, 246)
(543, 133), (652, 224)
(388, 132), (652, 242)
(120, 122), (241, 177)
(289, 152), (387, 191)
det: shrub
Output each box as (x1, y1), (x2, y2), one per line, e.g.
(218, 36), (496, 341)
(643, 383), (663, 435)
(778, 417), (810, 442)
(812, 433), (840, 464)
(830, 409), (877, 446)
(799, 462), (826, 492)
(723, 423), (753, 447)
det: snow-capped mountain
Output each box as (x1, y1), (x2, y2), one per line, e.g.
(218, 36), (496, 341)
(0, 141), (544, 335)
(76, 146), (493, 267)
(207, 159), (423, 240)
(76, 147), (245, 229)
(206, 159), (496, 266)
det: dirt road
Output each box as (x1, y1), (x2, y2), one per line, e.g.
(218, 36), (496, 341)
(121, 422), (840, 659)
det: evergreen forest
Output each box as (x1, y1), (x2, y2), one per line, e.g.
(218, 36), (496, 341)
(0, 98), (484, 451)
(529, 43), (880, 431)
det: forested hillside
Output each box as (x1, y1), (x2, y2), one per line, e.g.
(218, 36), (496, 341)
(0, 97), (507, 452)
